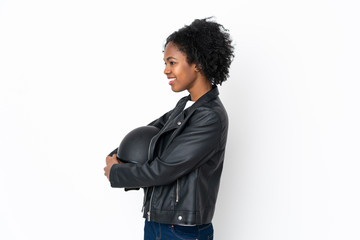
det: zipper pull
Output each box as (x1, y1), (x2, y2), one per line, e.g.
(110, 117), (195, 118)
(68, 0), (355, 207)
(147, 211), (151, 221)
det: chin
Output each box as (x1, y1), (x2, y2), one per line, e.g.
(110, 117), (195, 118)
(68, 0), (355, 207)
(171, 86), (184, 93)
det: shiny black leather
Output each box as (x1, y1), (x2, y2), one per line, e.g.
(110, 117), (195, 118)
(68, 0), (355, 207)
(109, 86), (228, 225)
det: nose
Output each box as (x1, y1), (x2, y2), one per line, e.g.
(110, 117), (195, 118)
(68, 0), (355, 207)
(164, 63), (170, 75)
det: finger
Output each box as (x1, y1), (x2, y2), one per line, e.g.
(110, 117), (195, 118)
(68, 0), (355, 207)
(106, 156), (112, 165)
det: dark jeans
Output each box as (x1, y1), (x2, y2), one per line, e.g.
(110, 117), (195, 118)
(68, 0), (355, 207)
(144, 219), (214, 240)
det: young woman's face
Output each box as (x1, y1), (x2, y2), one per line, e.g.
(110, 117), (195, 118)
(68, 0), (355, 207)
(163, 42), (198, 93)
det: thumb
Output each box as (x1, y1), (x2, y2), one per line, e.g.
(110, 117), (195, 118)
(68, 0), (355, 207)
(113, 154), (121, 163)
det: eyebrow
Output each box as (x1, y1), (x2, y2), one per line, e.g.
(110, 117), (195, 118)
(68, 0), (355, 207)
(164, 57), (177, 61)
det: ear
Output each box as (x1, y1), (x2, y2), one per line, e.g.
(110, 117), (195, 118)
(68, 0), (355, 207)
(191, 63), (199, 72)
(195, 64), (202, 72)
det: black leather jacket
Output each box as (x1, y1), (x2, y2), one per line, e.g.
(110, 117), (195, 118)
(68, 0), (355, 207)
(109, 86), (228, 225)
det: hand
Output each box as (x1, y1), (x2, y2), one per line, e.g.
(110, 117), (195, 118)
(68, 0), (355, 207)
(104, 154), (123, 181)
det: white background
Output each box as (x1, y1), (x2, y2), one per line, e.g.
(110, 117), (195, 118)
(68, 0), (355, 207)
(1, 0), (359, 239)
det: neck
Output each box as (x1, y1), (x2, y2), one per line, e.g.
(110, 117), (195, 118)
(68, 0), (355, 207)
(189, 77), (212, 102)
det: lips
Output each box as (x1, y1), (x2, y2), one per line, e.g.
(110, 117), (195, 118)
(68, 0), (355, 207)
(168, 77), (176, 85)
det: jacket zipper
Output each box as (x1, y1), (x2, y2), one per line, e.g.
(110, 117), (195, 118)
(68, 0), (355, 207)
(147, 187), (155, 221)
(176, 179), (179, 202)
(147, 136), (155, 161)
(143, 135), (155, 214)
(142, 187), (149, 212)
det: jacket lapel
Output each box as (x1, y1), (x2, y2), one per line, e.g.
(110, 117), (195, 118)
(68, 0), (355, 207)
(148, 86), (219, 161)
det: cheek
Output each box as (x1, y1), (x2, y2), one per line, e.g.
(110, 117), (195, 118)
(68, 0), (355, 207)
(179, 66), (193, 77)
(184, 69), (197, 81)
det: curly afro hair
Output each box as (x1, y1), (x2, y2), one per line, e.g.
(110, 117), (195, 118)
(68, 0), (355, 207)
(164, 17), (234, 85)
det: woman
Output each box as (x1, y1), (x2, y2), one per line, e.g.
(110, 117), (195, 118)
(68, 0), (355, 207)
(104, 17), (234, 240)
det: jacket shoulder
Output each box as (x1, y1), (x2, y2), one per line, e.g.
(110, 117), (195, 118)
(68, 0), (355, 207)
(189, 97), (228, 127)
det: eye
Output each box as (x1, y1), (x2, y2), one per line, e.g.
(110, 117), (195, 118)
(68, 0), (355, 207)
(164, 61), (176, 66)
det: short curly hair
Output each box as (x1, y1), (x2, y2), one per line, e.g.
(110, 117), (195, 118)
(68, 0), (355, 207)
(164, 17), (234, 85)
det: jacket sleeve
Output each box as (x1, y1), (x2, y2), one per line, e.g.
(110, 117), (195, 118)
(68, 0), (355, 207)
(109, 110), (223, 188)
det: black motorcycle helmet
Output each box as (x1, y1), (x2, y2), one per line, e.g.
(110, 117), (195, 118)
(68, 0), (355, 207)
(117, 126), (159, 164)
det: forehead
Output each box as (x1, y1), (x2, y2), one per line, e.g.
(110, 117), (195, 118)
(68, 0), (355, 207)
(163, 42), (187, 60)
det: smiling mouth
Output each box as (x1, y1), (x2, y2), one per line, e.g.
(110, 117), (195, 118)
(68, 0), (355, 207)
(168, 78), (176, 85)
